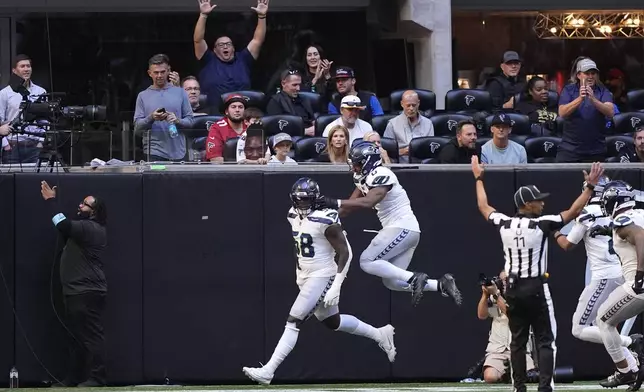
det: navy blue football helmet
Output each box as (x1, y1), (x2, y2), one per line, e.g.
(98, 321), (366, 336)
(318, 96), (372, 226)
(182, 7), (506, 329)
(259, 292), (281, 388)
(587, 175), (611, 205)
(600, 180), (636, 217)
(349, 141), (382, 182)
(290, 177), (322, 217)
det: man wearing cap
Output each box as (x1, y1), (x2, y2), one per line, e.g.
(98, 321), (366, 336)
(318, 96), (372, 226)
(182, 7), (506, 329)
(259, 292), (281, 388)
(323, 95), (374, 146)
(327, 67), (383, 123)
(481, 113), (527, 164)
(485, 51), (526, 110)
(267, 132), (297, 165)
(205, 94), (247, 162)
(472, 156), (605, 392)
(558, 57), (614, 163)
(266, 69), (316, 136)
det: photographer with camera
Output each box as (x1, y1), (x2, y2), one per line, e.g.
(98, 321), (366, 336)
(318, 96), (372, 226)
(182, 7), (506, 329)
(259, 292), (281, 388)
(0, 54), (47, 164)
(478, 272), (536, 384)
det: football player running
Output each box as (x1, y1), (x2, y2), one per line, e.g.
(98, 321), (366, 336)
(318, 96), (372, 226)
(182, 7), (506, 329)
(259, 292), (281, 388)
(242, 178), (396, 386)
(320, 142), (462, 307)
(552, 177), (643, 354)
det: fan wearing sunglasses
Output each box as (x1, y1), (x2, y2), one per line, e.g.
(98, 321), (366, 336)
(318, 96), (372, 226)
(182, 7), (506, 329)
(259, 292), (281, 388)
(40, 181), (108, 388)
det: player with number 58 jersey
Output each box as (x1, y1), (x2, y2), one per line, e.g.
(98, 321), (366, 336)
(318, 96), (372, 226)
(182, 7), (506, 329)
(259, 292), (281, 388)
(320, 141), (462, 307)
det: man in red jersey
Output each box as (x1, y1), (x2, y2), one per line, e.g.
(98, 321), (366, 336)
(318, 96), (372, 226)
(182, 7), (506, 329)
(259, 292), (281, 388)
(206, 94), (247, 162)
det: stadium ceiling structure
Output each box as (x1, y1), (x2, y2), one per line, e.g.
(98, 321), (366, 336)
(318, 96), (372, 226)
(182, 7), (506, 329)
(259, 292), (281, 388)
(534, 12), (644, 39)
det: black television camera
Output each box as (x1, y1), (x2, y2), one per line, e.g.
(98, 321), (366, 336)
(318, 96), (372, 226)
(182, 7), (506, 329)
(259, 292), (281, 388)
(478, 273), (506, 303)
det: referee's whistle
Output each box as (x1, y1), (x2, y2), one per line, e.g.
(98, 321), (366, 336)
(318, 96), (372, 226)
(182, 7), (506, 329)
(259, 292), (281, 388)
(544, 272), (550, 278)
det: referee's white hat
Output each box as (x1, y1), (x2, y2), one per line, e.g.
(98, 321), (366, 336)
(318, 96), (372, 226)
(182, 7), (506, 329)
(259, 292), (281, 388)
(514, 185), (550, 208)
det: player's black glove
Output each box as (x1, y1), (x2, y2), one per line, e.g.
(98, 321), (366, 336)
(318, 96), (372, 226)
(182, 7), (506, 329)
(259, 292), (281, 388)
(633, 271), (644, 295)
(589, 225), (612, 238)
(317, 195), (339, 210)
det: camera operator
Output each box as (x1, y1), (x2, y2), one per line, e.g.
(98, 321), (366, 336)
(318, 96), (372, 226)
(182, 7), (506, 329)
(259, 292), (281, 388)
(478, 272), (536, 384)
(0, 54), (47, 164)
(40, 181), (108, 387)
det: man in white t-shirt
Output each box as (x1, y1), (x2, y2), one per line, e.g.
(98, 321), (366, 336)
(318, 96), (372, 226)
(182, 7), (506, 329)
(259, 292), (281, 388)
(323, 95), (373, 146)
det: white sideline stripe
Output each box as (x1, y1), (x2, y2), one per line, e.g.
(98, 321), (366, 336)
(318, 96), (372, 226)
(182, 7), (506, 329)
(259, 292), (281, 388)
(129, 385), (627, 392)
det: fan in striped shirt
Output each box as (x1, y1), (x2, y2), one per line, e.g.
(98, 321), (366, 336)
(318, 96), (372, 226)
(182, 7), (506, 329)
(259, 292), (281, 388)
(471, 155), (605, 392)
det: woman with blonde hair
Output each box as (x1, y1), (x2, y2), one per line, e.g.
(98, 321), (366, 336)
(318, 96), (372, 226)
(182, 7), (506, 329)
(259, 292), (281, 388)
(317, 125), (349, 164)
(363, 131), (391, 164)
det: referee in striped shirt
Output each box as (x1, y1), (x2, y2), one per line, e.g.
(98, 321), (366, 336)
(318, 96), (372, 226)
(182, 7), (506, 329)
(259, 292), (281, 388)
(471, 156), (604, 392)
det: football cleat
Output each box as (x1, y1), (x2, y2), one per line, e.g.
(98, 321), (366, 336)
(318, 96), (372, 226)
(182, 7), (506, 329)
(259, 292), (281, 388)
(377, 324), (396, 363)
(410, 272), (429, 306)
(599, 370), (638, 388)
(439, 273), (463, 306)
(242, 366), (274, 385)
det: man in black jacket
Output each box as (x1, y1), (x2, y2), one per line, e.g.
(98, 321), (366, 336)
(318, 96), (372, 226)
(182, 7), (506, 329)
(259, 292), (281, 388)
(439, 119), (480, 163)
(486, 51), (526, 110)
(266, 69), (316, 136)
(41, 181), (108, 387)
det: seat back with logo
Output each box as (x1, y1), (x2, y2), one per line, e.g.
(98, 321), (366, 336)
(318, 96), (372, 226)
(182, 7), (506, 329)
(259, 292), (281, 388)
(429, 113), (473, 136)
(380, 137), (399, 163)
(220, 91), (266, 112)
(409, 136), (451, 164)
(613, 112), (644, 135)
(315, 114), (341, 136)
(294, 137), (327, 162)
(445, 89), (492, 113)
(298, 92), (322, 115)
(628, 90), (644, 111)
(606, 135), (634, 158)
(224, 136), (240, 162)
(372, 114), (396, 136)
(484, 113), (531, 136)
(261, 115), (304, 137)
(389, 89), (437, 117)
(524, 136), (561, 163)
(187, 115), (224, 161)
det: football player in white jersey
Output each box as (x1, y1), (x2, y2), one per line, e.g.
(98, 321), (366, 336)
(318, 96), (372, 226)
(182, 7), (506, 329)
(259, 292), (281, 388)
(320, 142), (462, 307)
(595, 182), (644, 390)
(552, 177), (643, 354)
(242, 177), (396, 385)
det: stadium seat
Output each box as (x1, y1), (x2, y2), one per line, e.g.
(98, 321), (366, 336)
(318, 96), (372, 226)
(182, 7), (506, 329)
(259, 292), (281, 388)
(514, 91), (559, 109)
(606, 135), (634, 159)
(298, 91), (322, 115)
(429, 113), (473, 137)
(445, 89), (492, 113)
(389, 89), (436, 117)
(627, 89), (644, 111)
(555, 116), (565, 135)
(261, 115), (304, 137)
(476, 136), (491, 151)
(371, 114), (396, 136)
(224, 137), (240, 162)
(613, 112), (644, 135)
(294, 137), (327, 162)
(315, 114), (340, 136)
(408, 136), (451, 164)
(524, 136), (561, 163)
(509, 134), (529, 147)
(380, 137), (399, 163)
(220, 90), (266, 112)
(484, 113), (531, 136)
(187, 115), (224, 152)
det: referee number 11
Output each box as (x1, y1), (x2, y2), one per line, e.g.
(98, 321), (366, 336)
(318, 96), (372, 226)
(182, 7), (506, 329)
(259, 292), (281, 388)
(514, 236), (525, 247)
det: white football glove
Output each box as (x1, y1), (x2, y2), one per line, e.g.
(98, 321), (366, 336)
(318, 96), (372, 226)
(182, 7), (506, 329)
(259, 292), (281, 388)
(324, 275), (345, 307)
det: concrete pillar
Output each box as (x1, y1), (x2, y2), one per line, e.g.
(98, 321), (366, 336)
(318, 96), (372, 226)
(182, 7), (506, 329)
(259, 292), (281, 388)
(399, 0), (452, 109)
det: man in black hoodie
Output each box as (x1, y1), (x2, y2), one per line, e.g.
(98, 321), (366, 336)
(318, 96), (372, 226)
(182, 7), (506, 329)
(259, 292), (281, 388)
(486, 51), (526, 110)
(439, 119), (480, 163)
(266, 69), (315, 136)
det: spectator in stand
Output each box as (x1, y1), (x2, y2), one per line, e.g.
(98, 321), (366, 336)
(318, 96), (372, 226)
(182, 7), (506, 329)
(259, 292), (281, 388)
(485, 51), (526, 110)
(481, 113), (527, 164)
(268, 133), (298, 165)
(514, 76), (557, 135)
(439, 119), (479, 164)
(193, 0), (269, 110)
(363, 131), (391, 164)
(323, 95), (373, 145)
(383, 90), (434, 163)
(606, 68), (628, 112)
(557, 57), (614, 163)
(327, 67), (383, 123)
(317, 125), (349, 164)
(205, 94), (247, 163)
(244, 107), (263, 126)
(134, 54), (194, 162)
(300, 45), (333, 96)
(266, 70), (315, 135)
(182, 76), (213, 116)
(618, 126), (644, 163)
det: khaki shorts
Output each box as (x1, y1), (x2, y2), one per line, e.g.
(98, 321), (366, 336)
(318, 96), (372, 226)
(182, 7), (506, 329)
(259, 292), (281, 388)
(484, 351), (535, 375)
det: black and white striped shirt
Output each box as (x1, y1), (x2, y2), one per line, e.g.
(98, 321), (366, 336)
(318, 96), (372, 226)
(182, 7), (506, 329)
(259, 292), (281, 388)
(489, 212), (565, 278)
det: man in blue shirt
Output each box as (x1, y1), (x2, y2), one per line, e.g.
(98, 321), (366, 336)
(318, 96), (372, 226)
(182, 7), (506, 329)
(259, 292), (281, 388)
(327, 67), (383, 123)
(481, 113), (527, 164)
(193, 0), (269, 111)
(557, 58), (614, 162)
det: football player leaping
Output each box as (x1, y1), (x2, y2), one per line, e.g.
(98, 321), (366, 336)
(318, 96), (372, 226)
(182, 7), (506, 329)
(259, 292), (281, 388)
(242, 178), (396, 386)
(320, 142), (462, 307)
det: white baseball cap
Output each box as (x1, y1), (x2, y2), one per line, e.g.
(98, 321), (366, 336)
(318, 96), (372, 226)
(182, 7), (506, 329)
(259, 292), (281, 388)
(340, 95), (366, 110)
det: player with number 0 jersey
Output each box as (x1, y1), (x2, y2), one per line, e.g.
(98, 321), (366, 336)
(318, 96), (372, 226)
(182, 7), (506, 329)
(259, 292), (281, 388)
(320, 141), (462, 307)
(242, 177), (396, 385)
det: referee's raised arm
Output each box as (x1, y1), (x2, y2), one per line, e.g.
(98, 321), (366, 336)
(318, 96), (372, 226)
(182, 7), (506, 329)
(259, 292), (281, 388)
(471, 156), (496, 220)
(558, 162), (605, 224)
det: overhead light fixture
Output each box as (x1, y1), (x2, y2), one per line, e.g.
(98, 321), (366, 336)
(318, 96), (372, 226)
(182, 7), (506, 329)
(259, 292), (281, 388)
(535, 12), (644, 39)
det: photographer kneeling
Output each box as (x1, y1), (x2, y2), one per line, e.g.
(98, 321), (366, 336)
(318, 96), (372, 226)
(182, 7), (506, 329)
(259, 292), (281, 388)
(478, 272), (536, 383)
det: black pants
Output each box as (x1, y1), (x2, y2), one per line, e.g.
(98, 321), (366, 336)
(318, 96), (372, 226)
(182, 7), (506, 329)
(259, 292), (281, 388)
(64, 292), (107, 385)
(505, 278), (556, 392)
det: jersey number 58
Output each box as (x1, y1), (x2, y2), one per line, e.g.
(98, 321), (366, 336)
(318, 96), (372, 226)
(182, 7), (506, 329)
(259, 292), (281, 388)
(293, 232), (316, 258)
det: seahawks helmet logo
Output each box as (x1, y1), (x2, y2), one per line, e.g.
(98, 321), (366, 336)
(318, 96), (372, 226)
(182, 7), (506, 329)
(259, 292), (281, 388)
(543, 141), (554, 152)
(429, 142), (441, 154)
(615, 141), (626, 151)
(465, 95), (476, 106)
(315, 142), (325, 154)
(447, 120), (458, 131)
(631, 117), (641, 128)
(278, 120), (289, 131)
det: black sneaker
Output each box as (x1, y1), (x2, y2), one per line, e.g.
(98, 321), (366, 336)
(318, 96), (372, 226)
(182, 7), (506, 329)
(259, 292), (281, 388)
(439, 273), (463, 306)
(628, 364), (644, 391)
(77, 378), (106, 388)
(410, 272), (428, 306)
(599, 370), (638, 388)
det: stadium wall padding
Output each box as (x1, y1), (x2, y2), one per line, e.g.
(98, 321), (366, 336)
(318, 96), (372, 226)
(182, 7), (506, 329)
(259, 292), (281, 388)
(1, 169), (641, 385)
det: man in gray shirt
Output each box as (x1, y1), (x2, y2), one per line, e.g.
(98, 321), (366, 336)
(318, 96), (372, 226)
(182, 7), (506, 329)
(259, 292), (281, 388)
(481, 113), (527, 164)
(383, 90), (434, 163)
(134, 54), (194, 161)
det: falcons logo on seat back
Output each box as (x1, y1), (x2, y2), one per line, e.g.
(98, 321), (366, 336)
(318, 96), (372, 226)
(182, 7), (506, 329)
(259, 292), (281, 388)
(465, 95), (475, 106)
(205, 121), (215, 130)
(429, 142), (441, 154)
(543, 141), (554, 152)
(278, 120), (289, 131)
(615, 141), (626, 151)
(315, 142), (325, 154)
(447, 119), (458, 131)
(631, 117), (641, 129)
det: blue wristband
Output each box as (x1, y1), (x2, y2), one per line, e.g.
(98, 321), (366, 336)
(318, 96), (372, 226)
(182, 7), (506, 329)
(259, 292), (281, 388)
(52, 213), (66, 226)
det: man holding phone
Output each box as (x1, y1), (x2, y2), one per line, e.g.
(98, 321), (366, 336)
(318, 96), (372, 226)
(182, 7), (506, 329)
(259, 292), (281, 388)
(134, 54), (194, 161)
